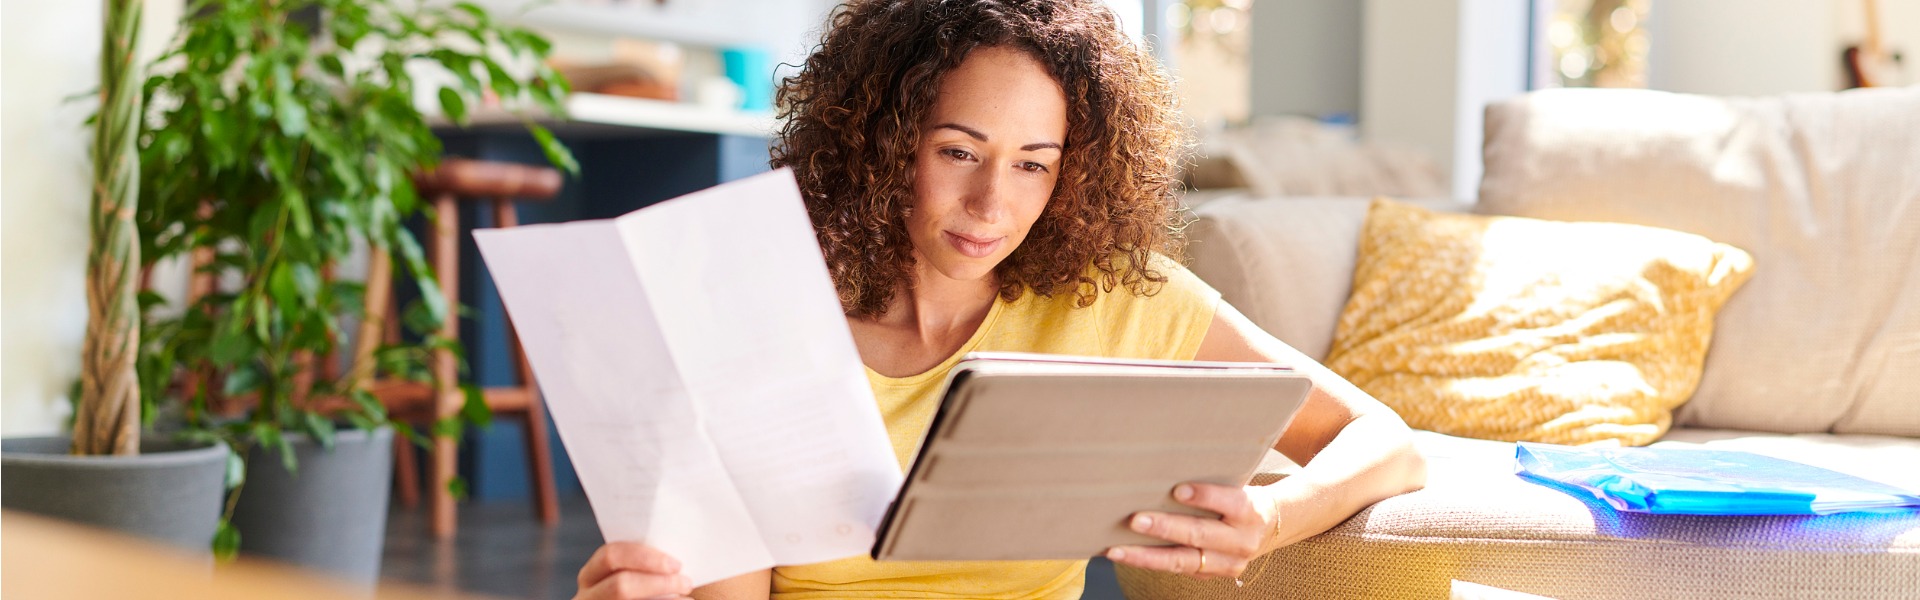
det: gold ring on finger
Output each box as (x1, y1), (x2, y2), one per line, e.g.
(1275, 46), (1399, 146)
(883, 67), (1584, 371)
(1197, 549), (1208, 573)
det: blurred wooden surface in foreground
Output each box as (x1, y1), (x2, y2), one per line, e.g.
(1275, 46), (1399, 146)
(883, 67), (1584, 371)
(2, 510), (492, 599)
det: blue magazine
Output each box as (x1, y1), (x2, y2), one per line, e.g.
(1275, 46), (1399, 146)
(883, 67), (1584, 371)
(1514, 442), (1920, 515)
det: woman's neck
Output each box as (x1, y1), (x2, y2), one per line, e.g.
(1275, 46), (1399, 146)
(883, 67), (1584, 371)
(889, 261), (999, 340)
(846, 259), (1002, 378)
(863, 256), (992, 339)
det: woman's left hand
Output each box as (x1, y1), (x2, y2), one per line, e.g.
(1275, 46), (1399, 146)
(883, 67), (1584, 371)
(1104, 482), (1278, 580)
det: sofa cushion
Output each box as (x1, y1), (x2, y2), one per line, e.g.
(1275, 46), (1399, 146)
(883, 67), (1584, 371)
(1185, 196), (1469, 361)
(1324, 199), (1754, 446)
(1478, 87), (1920, 437)
(1115, 430), (1920, 599)
(1207, 117), (1448, 199)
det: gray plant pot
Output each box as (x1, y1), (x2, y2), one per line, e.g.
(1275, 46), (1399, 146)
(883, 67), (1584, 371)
(231, 426), (394, 587)
(1, 436), (230, 555)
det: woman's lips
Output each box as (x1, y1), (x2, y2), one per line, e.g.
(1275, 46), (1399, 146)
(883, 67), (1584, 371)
(944, 231), (1004, 258)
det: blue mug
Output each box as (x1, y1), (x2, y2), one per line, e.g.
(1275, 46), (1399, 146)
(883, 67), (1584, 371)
(721, 47), (775, 111)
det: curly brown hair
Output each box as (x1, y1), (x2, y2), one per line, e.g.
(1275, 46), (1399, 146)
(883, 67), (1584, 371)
(772, 0), (1189, 318)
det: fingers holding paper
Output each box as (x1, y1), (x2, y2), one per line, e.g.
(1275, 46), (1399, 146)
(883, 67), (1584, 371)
(1105, 482), (1276, 580)
(575, 542), (694, 600)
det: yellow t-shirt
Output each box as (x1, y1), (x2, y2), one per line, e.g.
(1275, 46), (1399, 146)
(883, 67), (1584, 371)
(772, 255), (1222, 600)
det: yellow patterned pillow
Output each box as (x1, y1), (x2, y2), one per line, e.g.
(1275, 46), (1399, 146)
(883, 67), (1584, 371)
(1327, 199), (1755, 446)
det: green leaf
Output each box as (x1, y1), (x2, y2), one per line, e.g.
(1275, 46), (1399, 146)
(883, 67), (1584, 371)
(390, 175), (419, 216)
(349, 389), (389, 422)
(391, 222), (430, 275)
(283, 188), (314, 239)
(460, 384), (492, 427)
(332, 7), (368, 49)
(137, 290), (170, 311)
(250, 293), (271, 341)
(274, 90), (308, 137)
(253, 422), (297, 474)
(252, 419), (279, 446)
(221, 363), (262, 397)
(375, 344), (427, 382)
(397, 301), (448, 343)
(304, 412), (337, 451)
(291, 263), (321, 301)
(447, 476), (470, 501)
(543, 64), (572, 97)
(431, 416), (463, 439)
(225, 451), (247, 489)
(481, 59), (519, 99)
(319, 55), (346, 78)
(202, 109), (236, 166)
(437, 87), (467, 124)
(453, 2), (490, 23)
(268, 60), (308, 135)
(345, 413), (378, 435)
(391, 421), (430, 449)
(510, 29), (552, 56)
(223, 421), (252, 439)
(213, 521), (241, 561)
(248, 197), (283, 243)
(210, 317), (252, 365)
(392, 224), (448, 327)
(274, 430), (298, 472)
(175, 429), (221, 446)
(155, 129), (189, 164)
(269, 263), (298, 308)
(527, 123), (578, 175)
(262, 141), (294, 182)
(527, 77), (567, 118)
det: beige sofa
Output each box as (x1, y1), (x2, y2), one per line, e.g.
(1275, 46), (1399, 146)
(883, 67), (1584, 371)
(1119, 87), (1920, 599)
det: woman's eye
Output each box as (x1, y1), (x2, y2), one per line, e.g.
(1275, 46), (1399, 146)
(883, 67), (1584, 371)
(941, 148), (975, 162)
(1018, 161), (1050, 174)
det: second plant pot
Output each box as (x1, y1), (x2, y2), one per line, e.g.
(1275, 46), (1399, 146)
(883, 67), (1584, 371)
(229, 425), (393, 587)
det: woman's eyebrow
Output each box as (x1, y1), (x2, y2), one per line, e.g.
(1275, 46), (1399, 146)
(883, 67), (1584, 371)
(932, 122), (1062, 152)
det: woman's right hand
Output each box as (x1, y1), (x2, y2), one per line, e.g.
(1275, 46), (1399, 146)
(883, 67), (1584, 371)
(574, 542), (694, 600)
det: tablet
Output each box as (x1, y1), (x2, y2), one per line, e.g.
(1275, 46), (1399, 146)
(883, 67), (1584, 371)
(870, 352), (1313, 561)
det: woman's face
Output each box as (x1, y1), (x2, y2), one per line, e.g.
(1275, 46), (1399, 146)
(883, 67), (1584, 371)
(907, 45), (1067, 285)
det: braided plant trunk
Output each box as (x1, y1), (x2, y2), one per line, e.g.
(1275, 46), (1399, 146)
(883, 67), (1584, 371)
(74, 0), (144, 456)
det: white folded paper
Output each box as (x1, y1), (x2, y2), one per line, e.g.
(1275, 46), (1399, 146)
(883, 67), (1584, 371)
(473, 168), (902, 585)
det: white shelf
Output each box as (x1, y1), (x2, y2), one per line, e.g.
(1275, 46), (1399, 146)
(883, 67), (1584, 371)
(470, 0), (827, 51)
(453, 92), (780, 138)
(562, 93), (777, 137)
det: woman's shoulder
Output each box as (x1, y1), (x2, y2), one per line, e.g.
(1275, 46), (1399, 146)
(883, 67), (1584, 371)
(1079, 251), (1217, 305)
(1008, 251), (1219, 313)
(1085, 251), (1221, 359)
(1011, 252), (1202, 304)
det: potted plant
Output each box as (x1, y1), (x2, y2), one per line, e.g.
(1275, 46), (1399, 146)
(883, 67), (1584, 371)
(129, 0), (575, 583)
(0, 0), (233, 556)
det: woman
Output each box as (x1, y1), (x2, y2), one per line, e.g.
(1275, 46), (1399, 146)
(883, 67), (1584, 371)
(575, 1), (1426, 598)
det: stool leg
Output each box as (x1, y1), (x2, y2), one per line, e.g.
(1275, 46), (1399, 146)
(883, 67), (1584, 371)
(431, 434), (458, 539)
(525, 395), (560, 526)
(430, 191), (461, 540)
(394, 429), (421, 509)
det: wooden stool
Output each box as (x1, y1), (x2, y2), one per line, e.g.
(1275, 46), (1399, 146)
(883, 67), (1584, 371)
(373, 157), (564, 539)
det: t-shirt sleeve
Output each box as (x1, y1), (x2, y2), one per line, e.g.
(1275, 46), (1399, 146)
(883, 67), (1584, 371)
(1092, 252), (1223, 361)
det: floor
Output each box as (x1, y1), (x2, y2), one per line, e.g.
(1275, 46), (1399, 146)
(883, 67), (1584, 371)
(379, 494), (1128, 599)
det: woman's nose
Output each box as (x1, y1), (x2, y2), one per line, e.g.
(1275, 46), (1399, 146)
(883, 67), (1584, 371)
(965, 168), (1009, 224)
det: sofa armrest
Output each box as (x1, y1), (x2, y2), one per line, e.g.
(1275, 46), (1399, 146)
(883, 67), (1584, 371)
(1185, 196), (1468, 361)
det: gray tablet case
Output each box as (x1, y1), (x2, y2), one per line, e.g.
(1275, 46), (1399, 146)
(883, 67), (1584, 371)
(870, 352), (1312, 561)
